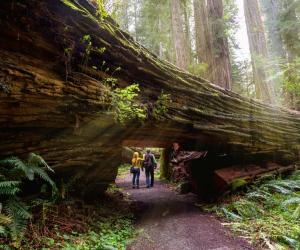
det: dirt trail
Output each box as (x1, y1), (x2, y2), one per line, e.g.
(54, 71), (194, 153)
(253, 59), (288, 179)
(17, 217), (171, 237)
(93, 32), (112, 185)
(116, 171), (254, 250)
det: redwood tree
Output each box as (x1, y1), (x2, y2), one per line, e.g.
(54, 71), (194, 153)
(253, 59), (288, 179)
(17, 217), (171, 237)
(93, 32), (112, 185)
(244, 0), (275, 103)
(170, 0), (190, 70)
(193, 0), (213, 80)
(207, 0), (232, 90)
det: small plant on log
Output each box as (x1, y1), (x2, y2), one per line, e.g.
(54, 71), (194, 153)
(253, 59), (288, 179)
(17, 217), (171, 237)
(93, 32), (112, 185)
(111, 83), (147, 124)
(152, 91), (171, 120)
(80, 34), (92, 67)
(95, 0), (108, 21)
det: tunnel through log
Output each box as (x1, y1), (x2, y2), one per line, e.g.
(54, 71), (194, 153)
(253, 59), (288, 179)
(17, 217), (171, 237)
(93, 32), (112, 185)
(0, 0), (299, 198)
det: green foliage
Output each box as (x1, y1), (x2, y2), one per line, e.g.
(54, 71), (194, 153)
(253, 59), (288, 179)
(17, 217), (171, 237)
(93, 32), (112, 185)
(230, 178), (247, 191)
(95, 0), (109, 21)
(0, 153), (56, 245)
(111, 83), (147, 124)
(117, 164), (131, 178)
(43, 216), (134, 250)
(210, 171), (300, 249)
(80, 34), (92, 57)
(187, 63), (208, 78)
(103, 77), (118, 88)
(152, 91), (171, 120)
(61, 0), (82, 12)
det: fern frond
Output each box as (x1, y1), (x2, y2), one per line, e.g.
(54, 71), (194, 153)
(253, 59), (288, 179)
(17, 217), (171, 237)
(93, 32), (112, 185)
(282, 197), (300, 207)
(221, 207), (242, 221)
(0, 225), (7, 236)
(263, 183), (292, 194)
(5, 199), (31, 220)
(31, 166), (55, 187)
(292, 204), (300, 219)
(246, 190), (271, 201)
(0, 181), (20, 196)
(0, 213), (12, 225)
(5, 199), (31, 241)
(0, 157), (34, 180)
(28, 153), (54, 172)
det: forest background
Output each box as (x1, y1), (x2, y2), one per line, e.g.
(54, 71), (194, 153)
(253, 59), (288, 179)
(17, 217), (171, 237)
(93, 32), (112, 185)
(102, 0), (300, 110)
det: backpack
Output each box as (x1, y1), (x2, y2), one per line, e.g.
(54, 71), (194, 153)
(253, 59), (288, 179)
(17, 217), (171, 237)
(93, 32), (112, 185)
(143, 154), (156, 169)
(143, 154), (153, 168)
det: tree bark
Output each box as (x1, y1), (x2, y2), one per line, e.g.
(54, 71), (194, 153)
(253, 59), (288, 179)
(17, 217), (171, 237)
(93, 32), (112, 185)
(170, 0), (190, 70)
(193, 0), (214, 80)
(0, 0), (299, 197)
(207, 0), (232, 90)
(244, 0), (275, 104)
(259, 0), (286, 59)
(182, 0), (192, 66)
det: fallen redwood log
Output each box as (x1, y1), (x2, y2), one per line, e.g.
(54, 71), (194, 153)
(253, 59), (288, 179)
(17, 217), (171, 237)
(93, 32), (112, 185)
(213, 162), (300, 192)
(0, 0), (299, 197)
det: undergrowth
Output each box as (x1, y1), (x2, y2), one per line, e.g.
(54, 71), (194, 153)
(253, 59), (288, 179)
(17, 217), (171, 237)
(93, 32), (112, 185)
(0, 153), (57, 248)
(0, 156), (136, 250)
(3, 191), (136, 250)
(117, 164), (131, 179)
(206, 170), (300, 250)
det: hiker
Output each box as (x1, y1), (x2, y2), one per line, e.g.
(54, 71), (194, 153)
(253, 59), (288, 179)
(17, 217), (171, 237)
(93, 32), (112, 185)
(142, 149), (157, 188)
(131, 152), (143, 189)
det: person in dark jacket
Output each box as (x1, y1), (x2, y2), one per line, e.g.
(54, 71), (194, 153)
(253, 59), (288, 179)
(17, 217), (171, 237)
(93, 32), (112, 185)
(142, 149), (157, 188)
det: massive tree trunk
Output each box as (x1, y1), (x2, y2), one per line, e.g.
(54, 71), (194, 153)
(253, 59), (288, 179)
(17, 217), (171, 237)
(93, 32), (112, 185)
(207, 0), (232, 90)
(279, 0), (300, 110)
(170, 0), (190, 70)
(182, 0), (192, 66)
(0, 0), (299, 197)
(244, 0), (275, 104)
(193, 0), (214, 80)
(279, 0), (300, 60)
(259, 0), (286, 59)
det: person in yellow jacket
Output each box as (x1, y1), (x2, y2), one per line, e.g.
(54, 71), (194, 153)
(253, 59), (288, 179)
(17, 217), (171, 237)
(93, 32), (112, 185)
(131, 152), (143, 189)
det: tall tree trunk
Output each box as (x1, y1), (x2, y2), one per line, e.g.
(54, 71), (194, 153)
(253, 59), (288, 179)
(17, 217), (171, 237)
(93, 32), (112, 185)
(120, 0), (130, 32)
(280, 0), (300, 60)
(259, 0), (286, 59)
(207, 0), (232, 90)
(158, 16), (164, 58)
(279, 0), (300, 110)
(193, 0), (213, 80)
(244, 0), (274, 103)
(133, 0), (138, 41)
(182, 0), (192, 66)
(170, 0), (190, 70)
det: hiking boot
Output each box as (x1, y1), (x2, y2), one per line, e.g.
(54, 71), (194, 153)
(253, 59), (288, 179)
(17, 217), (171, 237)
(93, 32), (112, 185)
(132, 186), (135, 189)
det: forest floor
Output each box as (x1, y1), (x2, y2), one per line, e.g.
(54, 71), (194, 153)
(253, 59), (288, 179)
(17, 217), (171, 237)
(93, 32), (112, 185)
(116, 170), (254, 250)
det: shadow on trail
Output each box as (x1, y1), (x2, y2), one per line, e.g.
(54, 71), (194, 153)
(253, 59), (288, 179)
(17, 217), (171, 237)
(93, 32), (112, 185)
(116, 172), (254, 250)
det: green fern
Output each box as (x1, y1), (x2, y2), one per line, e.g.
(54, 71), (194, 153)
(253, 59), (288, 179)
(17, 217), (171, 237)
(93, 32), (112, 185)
(0, 153), (56, 244)
(0, 213), (12, 225)
(0, 181), (20, 195)
(215, 170), (300, 248)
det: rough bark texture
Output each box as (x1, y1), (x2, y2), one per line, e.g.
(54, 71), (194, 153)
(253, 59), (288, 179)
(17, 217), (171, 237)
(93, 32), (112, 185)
(0, 0), (300, 197)
(259, 0), (286, 59)
(170, 0), (190, 70)
(279, 0), (300, 111)
(193, 0), (213, 80)
(244, 0), (275, 103)
(207, 0), (232, 90)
